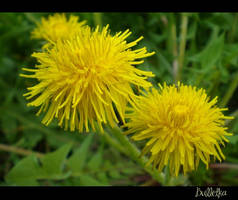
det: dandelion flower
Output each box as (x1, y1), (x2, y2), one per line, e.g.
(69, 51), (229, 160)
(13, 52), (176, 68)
(124, 82), (233, 176)
(31, 13), (86, 45)
(20, 25), (155, 133)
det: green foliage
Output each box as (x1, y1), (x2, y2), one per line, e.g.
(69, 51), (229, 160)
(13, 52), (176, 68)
(4, 135), (143, 186)
(189, 31), (224, 72)
(40, 144), (72, 179)
(5, 144), (72, 185)
(1, 12), (238, 186)
(5, 155), (42, 186)
(189, 163), (213, 186)
(67, 134), (93, 173)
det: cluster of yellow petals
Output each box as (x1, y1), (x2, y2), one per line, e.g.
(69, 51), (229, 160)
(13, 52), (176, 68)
(124, 82), (233, 176)
(21, 24), (155, 133)
(31, 13), (86, 46)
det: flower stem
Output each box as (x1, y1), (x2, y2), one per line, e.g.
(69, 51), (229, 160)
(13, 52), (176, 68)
(24, 13), (39, 24)
(175, 13), (188, 83)
(102, 131), (128, 155)
(107, 125), (165, 185)
(168, 13), (179, 83)
(0, 143), (44, 158)
(167, 13), (177, 57)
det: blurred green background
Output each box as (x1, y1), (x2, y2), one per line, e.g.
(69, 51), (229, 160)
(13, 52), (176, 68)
(0, 12), (238, 186)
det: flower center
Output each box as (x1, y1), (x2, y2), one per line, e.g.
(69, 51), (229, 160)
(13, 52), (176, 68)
(173, 105), (189, 117)
(170, 104), (189, 128)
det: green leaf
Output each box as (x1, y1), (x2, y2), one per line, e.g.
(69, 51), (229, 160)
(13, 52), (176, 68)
(5, 154), (41, 186)
(157, 52), (173, 75)
(96, 172), (110, 185)
(147, 32), (166, 44)
(79, 175), (107, 186)
(223, 43), (238, 66)
(103, 160), (121, 179)
(186, 21), (197, 40)
(189, 32), (224, 71)
(40, 143), (72, 179)
(202, 33), (224, 69)
(21, 130), (43, 149)
(0, 114), (18, 142)
(109, 170), (121, 179)
(88, 145), (103, 171)
(121, 168), (139, 175)
(67, 134), (94, 173)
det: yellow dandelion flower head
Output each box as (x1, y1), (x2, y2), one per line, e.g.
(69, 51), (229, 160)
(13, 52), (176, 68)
(21, 25), (155, 133)
(124, 82), (233, 176)
(31, 13), (86, 44)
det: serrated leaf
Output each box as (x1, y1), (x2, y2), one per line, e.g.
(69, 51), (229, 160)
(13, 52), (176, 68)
(223, 43), (238, 66)
(200, 34), (224, 69)
(103, 160), (122, 179)
(96, 172), (110, 185)
(79, 175), (107, 186)
(58, 177), (82, 186)
(5, 154), (41, 186)
(40, 143), (72, 178)
(67, 134), (93, 173)
(13, 179), (40, 186)
(104, 160), (113, 168)
(189, 33), (224, 71)
(88, 145), (103, 171)
(109, 170), (121, 179)
(122, 168), (139, 175)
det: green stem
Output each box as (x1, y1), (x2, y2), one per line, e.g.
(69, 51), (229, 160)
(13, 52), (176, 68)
(171, 15), (178, 59)
(220, 72), (238, 107)
(168, 13), (179, 83)
(24, 13), (39, 24)
(175, 13), (188, 83)
(102, 131), (128, 155)
(93, 13), (102, 27)
(167, 13), (177, 57)
(0, 143), (44, 158)
(107, 125), (165, 185)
